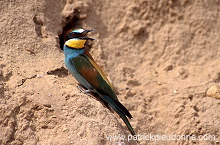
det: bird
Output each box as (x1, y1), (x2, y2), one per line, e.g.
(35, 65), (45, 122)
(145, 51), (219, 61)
(63, 28), (135, 135)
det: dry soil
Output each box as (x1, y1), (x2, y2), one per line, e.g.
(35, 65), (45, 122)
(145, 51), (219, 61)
(0, 0), (220, 145)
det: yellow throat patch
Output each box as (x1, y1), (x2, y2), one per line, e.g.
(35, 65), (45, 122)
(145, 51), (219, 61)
(65, 39), (86, 49)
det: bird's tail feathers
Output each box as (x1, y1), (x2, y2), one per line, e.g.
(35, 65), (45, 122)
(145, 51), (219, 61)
(114, 107), (136, 136)
(114, 99), (132, 119)
(102, 95), (135, 136)
(101, 94), (132, 119)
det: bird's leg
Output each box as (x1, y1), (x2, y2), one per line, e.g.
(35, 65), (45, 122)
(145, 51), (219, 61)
(77, 85), (95, 94)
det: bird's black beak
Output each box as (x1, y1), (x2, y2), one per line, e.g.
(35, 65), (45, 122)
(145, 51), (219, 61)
(81, 29), (95, 40)
(82, 29), (95, 34)
(81, 37), (96, 40)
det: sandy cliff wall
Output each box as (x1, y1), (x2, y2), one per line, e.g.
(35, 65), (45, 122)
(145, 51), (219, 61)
(0, 0), (219, 145)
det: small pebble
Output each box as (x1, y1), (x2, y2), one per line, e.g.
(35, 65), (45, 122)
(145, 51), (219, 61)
(157, 81), (162, 85)
(206, 85), (220, 100)
(37, 73), (44, 78)
(43, 103), (52, 108)
(62, 128), (68, 132)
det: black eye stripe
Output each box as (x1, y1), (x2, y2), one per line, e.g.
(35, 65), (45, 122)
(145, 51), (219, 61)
(65, 31), (87, 41)
(71, 33), (84, 37)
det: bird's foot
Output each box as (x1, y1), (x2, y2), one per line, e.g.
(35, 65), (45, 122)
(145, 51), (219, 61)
(77, 86), (95, 94)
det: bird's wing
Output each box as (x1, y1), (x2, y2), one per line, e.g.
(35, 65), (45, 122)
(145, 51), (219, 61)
(71, 51), (118, 101)
(71, 51), (134, 134)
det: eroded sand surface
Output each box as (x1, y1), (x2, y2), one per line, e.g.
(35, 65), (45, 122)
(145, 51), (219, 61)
(0, 0), (220, 145)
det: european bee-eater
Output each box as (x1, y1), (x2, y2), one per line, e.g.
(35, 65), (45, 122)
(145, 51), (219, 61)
(63, 28), (135, 135)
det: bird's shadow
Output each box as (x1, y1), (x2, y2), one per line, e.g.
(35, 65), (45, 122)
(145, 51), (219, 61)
(46, 66), (69, 78)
